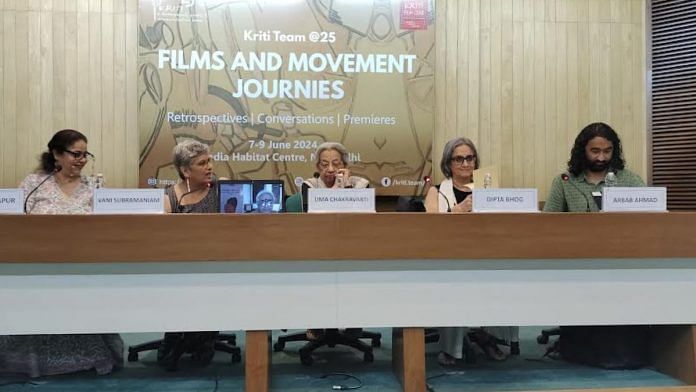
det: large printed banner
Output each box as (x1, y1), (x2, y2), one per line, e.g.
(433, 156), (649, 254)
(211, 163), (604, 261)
(138, 0), (435, 195)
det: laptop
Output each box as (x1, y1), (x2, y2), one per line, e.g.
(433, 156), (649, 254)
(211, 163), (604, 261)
(218, 179), (285, 213)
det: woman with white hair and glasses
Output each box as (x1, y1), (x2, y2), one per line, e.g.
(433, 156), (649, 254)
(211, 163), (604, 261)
(304, 142), (369, 190)
(164, 139), (217, 213)
(424, 137), (518, 365)
(299, 141), (370, 214)
(301, 141), (368, 340)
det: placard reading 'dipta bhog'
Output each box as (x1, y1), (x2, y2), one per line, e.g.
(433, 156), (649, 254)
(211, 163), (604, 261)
(472, 189), (539, 213)
(93, 189), (165, 214)
(307, 188), (375, 213)
(602, 187), (667, 212)
(138, 0), (435, 196)
(0, 189), (23, 214)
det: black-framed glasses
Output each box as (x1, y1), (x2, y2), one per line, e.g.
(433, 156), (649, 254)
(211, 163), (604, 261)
(450, 155), (476, 166)
(318, 160), (344, 170)
(258, 199), (274, 206)
(64, 150), (95, 160)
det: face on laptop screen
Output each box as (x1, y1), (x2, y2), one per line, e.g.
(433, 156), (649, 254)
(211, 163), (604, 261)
(219, 181), (253, 213)
(252, 181), (284, 213)
(219, 180), (284, 213)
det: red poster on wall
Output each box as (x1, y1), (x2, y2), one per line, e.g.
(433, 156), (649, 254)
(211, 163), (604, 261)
(400, 0), (429, 30)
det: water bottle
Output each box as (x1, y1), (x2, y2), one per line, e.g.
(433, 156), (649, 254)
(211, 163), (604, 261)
(95, 173), (105, 189)
(483, 173), (492, 189)
(604, 171), (617, 187)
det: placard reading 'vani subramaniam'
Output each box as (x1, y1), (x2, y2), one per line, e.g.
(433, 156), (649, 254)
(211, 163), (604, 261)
(93, 189), (165, 214)
(0, 189), (23, 214)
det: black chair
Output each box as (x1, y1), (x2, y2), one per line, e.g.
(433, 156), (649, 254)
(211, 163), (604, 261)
(395, 196), (426, 212)
(128, 332), (241, 371)
(537, 327), (561, 344)
(274, 328), (381, 366)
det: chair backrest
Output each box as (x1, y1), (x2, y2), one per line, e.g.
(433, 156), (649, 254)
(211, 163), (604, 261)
(395, 196), (425, 212)
(285, 192), (303, 212)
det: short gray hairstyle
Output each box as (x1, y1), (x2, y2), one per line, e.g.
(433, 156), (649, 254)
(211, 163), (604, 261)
(256, 189), (275, 201)
(315, 142), (351, 166)
(172, 139), (210, 179)
(440, 137), (479, 179)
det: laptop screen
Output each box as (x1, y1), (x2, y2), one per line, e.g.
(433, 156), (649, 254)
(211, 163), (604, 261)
(218, 180), (253, 213)
(218, 180), (284, 213)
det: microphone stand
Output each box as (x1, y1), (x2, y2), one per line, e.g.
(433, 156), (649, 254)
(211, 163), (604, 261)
(437, 188), (452, 212)
(23, 167), (61, 213)
(176, 178), (216, 213)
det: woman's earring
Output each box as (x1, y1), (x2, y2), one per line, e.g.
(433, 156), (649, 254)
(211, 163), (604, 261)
(186, 178), (191, 192)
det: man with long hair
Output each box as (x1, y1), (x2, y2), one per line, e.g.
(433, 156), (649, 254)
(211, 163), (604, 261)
(541, 122), (651, 369)
(544, 122), (645, 212)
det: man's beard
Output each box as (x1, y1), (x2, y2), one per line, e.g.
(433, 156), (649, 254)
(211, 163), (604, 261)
(588, 160), (609, 172)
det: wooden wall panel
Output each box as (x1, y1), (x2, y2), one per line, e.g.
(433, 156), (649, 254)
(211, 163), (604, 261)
(1, 0), (647, 199)
(0, 0), (138, 188)
(434, 0), (647, 200)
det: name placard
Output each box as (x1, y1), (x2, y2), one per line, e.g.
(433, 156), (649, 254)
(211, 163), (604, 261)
(602, 187), (667, 212)
(93, 189), (165, 214)
(472, 188), (538, 213)
(307, 188), (375, 213)
(0, 189), (23, 214)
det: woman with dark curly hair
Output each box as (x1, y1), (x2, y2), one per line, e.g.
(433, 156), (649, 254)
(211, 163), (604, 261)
(544, 122), (645, 212)
(0, 129), (123, 377)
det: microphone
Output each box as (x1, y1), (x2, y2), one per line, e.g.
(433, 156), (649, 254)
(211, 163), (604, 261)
(300, 172), (320, 213)
(419, 176), (432, 198)
(437, 187), (452, 213)
(561, 173), (592, 212)
(24, 166), (62, 213)
(177, 174), (216, 213)
(176, 188), (196, 213)
(207, 173), (217, 189)
(604, 167), (617, 187)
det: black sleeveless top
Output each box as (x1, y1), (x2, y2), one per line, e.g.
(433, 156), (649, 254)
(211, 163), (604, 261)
(166, 185), (218, 213)
(436, 185), (472, 204)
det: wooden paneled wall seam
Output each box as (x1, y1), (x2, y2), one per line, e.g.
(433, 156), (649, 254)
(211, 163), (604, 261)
(2, 0), (646, 201)
(433, 0), (647, 200)
(0, 0), (139, 188)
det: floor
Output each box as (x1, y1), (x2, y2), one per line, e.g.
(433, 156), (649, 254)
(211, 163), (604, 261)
(0, 327), (684, 392)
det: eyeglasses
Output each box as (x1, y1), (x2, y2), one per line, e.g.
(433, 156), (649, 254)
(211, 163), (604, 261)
(258, 199), (274, 206)
(318, 160), (344, 170)
(450, 155), (476, 166)
(64, 150), (95, 160)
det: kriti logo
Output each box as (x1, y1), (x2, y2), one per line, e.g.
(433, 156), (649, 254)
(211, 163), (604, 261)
(155, 0), (202, 23)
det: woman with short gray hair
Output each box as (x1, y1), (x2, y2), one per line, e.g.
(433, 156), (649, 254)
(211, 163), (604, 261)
(164, 139), (217, 213)
(300, 141), (369, 341)
(159, 139), (223, 369)
(304, 142), (368, 189)
(424, 137), (517, 365)
(424, 137), (479, 213)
